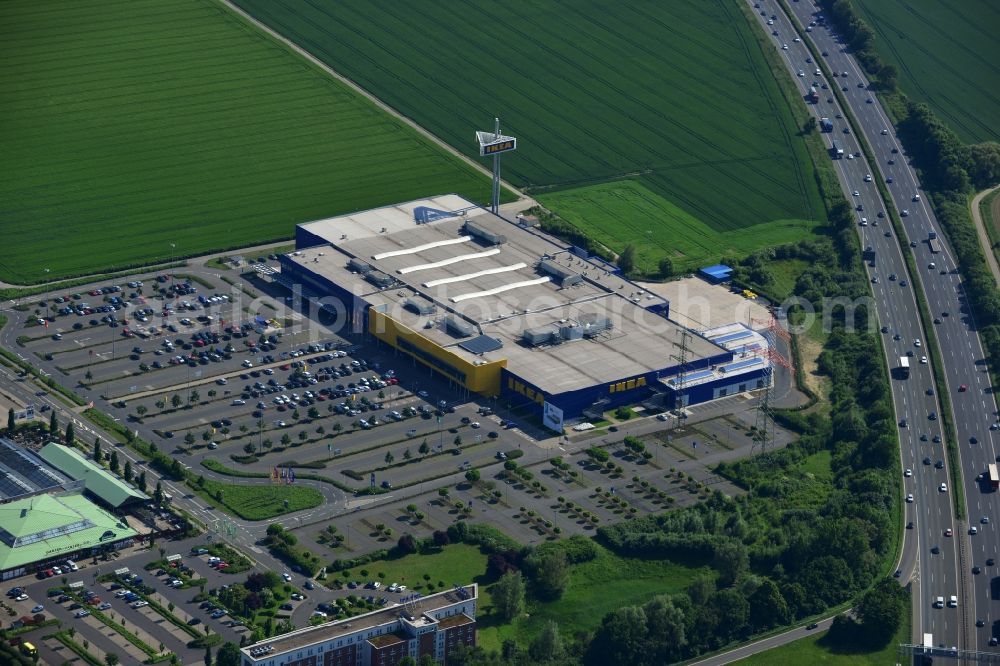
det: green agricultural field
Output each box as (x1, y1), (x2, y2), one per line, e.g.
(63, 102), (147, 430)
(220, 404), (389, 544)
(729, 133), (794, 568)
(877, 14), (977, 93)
(0, 0), (494, 284)
(538, 181), (817, 273)
(233, 0), (827, 264)
(853, 0), (1000, 143)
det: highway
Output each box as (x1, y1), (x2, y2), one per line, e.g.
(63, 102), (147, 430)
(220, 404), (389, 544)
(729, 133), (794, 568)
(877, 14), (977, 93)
(756, 0), (1000, 656)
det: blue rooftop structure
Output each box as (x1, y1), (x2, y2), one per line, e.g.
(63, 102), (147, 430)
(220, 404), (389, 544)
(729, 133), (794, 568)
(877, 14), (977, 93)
(720, 357), (765, 373)
(700, 264), (733, 283)
(712, 329), (753, 345)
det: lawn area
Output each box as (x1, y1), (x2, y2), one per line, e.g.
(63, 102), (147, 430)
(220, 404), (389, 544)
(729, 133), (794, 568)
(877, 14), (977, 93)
(333, 543), (492, 603)
(853, 0), (1000, 143)
(764, 258), (811, 301)
(734, 595), (910, 666)
(538, 182), (821, 273)
(191, 477), (323, 521)
(0, 0), (495, 283)
(478, 544), (712, 652)
(234, 0), (826, 258)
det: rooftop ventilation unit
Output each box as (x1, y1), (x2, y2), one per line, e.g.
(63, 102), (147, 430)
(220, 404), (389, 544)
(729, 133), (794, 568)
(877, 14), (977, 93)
(348, 258), (373, 274)
(444, 315), (474, 338)
(538, 259), (582, 287)
(365, 270), (394, 288)
(403, 298), (437, 315)
(464, 220), (507, 246)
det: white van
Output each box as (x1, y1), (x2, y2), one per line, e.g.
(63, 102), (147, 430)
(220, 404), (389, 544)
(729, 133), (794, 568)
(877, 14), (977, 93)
(948, 595), (958, 608)
(65, 560), (78, 571)
(934, 596), (944, 608)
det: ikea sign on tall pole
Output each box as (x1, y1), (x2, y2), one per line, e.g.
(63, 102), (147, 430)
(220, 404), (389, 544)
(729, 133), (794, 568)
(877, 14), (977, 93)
(476, 118), (517, 215)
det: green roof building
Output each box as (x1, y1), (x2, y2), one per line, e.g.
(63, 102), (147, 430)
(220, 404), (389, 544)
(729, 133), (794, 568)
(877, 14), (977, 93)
(0, 492), (138, 580)
(38, 443), (147, 509)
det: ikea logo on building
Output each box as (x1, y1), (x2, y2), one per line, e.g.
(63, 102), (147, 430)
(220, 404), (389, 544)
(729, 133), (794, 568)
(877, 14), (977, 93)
(508, 378), (545, 404)
(609, 376), (647, 394)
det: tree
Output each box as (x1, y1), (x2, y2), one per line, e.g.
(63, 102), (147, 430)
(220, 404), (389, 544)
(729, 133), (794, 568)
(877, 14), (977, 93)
(94, 438), (102, 462)
(204, 645), (213, 666)
(385, 451), (394, 464)
(7, 407), (14, 435)
(154, 481), (164, 505)
(748, 578), (790, 632)
(85, 370), (93, 381)
(136, 405), (148, 419)
(712, 538), (748, 587)
(492, 571), (525, 621)
(298, 430), (308, 442)
(124, 460), (133, 483)
(658, 257), (674, 278)
(643, 595), (688, 664)
(855, 578), (907, 648)
(65, 422), (75, 445)
(802, 116), (817, 133)
(419, 441), (430, 455)
(104, 654), (120, 666)
(529, 620), (564, 662)
(403, 448), (412, 460)
(49, 410), (58, 435)
(397, 534), (418, 554)
(464, 469), (480, 484)
(185, 432), (196, 447)
(138, 470), (147, 493)
(171, 394), (182, 409)
(618, 244), (637, 274)
(109, 451), (120, 473)
(528, 549), (569, 600)
(189, 389), (200, 404)
(586, 605), (647, 666)
(215, 643), (241, 666)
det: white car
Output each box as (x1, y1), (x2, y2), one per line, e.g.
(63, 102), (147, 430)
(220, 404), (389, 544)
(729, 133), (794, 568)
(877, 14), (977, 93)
(904, 468), (912, 477)
(853, 190), (860, 196)
(131, 600), (148, 608)
(914, 339), (921, 347)
(470, 422), (481, 429)
(847, 153), (855, 159)
(793, 37), (801, 42)
(939, 483), (948, 493)
(881, 129), (888, 135)
(312, 611), (328, 618)
(282, 572), (292, 582)
(797, 70), (804, 77)
(864, 174), (872, 182)
(782, 44), (788, 50)
(906, 493), (914, 503)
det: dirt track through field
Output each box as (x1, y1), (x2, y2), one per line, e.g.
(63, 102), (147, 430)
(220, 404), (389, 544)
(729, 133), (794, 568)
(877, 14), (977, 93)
(969, 184), (1000, 287)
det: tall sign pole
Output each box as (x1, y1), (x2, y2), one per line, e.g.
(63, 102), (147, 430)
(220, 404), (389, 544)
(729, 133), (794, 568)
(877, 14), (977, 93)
(476, 118), (517, 214)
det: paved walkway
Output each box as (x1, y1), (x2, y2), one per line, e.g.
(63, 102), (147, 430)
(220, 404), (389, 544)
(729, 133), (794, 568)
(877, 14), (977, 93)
(970, 184), (1000, 288)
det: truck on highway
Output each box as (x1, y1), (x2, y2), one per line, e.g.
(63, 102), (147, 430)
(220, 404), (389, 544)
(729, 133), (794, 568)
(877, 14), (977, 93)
(820, 117), (833, 132)
(929, 231), (942, 253)
(807, 86), (819, 103)
(898, 356), (910, 379)
(989, 463), (999, 490)
(830, 140), (844, 159)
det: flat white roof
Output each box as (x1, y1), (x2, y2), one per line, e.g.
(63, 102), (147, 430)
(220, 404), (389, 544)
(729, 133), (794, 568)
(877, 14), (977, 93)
(287, 197), (730, 394)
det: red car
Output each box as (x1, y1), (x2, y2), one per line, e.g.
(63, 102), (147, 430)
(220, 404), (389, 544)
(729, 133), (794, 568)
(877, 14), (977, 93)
(959, 384), (968, 392)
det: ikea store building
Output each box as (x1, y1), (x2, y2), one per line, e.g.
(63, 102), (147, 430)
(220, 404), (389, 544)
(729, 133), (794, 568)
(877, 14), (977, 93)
(279, 195), (770, 431)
